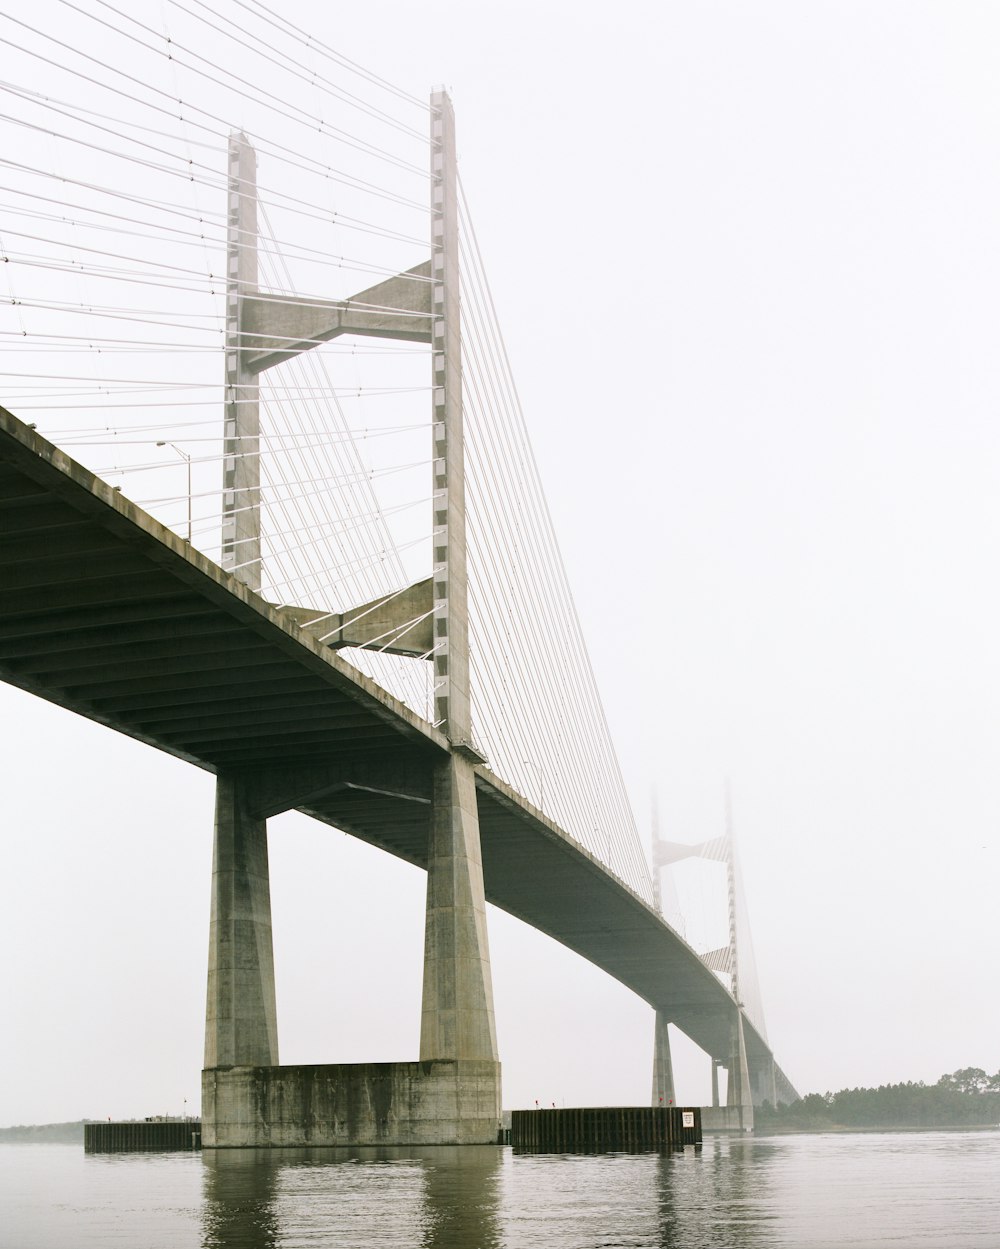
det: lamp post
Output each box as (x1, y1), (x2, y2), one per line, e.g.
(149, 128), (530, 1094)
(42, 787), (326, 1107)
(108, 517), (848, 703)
(156, 441), (192, 542)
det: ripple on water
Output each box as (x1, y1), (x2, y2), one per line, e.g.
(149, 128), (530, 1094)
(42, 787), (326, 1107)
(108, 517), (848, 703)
(2, 1130), (999, 1248)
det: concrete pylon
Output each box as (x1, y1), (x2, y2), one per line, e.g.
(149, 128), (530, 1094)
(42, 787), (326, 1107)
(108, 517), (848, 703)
(420, 754), (498, 1062)
(203, 91), (499, 1145)
(711, 1058), (721, 1108)
(204, 773), (278, 1068)
(206, 139), (271, 1075)
(651, 1011), (675, 1106)
(419, 90), (499, 1074)
(221, 132), (260, 592)
(726, 1009), (754, 1132)
(749, 1052), (779, 1108)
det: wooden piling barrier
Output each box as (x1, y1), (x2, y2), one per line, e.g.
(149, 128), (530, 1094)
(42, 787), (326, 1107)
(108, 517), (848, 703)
(510, 1106), (700, 1153)
(84, 1121), (202, 1152)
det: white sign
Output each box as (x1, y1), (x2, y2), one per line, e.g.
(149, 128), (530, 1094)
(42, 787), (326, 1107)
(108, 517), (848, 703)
(682, 1112), (695, 1128)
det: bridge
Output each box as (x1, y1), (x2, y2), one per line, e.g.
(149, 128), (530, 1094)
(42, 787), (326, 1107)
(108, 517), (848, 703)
(0, 7), (796, 1144)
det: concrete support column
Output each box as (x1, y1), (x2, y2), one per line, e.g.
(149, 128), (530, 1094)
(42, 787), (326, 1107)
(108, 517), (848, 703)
(711, 1059), (720, 1108)
(420, 754), (498, 1063)
(419, 89), (499, 1083)
(204, 773), (278, 1069)
(726, 1011), (754, 1130)
(748, 1053), (778, 1107)
(651, 1011), (676, 1105)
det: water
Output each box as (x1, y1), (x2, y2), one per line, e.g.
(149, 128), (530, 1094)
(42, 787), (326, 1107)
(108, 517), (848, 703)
(2, 1131), (998, 1248)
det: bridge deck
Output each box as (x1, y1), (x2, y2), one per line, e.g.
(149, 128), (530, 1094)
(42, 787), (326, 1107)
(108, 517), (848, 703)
(0, 406), (784, 1081)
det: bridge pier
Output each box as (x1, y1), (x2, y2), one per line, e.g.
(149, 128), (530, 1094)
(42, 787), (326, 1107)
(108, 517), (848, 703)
(726, 1011), (754, 1131)
(200, 752), (501, 1147)
(651, 1011), (675, 1106)
(204, 774), (279, 1070)
(421, 754), (499, 1065)
(749, 1052), (778, 1108)
(200, 754), (501, 1146)
(199, 86), (502, 1148)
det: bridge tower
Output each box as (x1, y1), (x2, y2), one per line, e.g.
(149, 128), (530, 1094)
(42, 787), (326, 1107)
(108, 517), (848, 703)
(649, 795), (676, 1107)
(202, 91), (501, 1146)
(722, 791), (754, 1131)
(651, 794), (756, 1130)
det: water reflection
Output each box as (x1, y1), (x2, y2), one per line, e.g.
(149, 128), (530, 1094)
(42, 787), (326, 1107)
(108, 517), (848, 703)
(202, 1149), (280, 1249)
(6, 1131), (1000, 1247)
(201, 1144), (503, 1249)
(416, 1146), (503, 1249)
(655, 1137), (778, 1248)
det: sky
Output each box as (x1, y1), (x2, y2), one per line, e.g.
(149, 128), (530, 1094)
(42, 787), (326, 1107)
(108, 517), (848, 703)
(3, 0), (1000, 1125)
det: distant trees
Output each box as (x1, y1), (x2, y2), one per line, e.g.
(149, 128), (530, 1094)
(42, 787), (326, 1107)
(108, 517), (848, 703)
(936, 1067), (1000, 1097)
(0, 1121), (87, 1143)
(756, 1067), (1000, 1131)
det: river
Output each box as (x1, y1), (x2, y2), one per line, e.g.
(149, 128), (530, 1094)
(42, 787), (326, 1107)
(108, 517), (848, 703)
(1, 1130), (998, 1248)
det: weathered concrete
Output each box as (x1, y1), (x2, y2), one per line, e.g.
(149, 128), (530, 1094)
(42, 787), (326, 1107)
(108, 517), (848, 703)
(420, 753), (499, 1064)
(242, 261), (432, 373)
(241, 758), (433, 821)
(278, 577), (434, 658)
(726, 1011), (754, 1131)
(414, 90), (500, 1125)
(202, 1060), (501, 1147)
(701, 1105), (752, 1133)
(221, 132), (260, 591)
(202, 92), (501, 1146)
(204, 773), (278, 1069)
(651, 1011), (676, 1105)
(750, 1053), (778, 1107)
(429, 88), (470, 741)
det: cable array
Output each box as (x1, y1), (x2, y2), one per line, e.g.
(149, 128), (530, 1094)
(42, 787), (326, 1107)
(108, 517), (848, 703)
(458, 181), (654, 904)
(250, 206), (432, 718)
(0, 0), (656, 903)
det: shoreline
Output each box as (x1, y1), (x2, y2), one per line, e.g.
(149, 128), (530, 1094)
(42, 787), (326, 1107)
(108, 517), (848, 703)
(755, 1122), (999, 1136)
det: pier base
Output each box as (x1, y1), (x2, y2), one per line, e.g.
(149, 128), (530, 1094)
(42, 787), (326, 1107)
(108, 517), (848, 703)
(701, 1105), (753, 1133)
(202, 1059), (501, 1147)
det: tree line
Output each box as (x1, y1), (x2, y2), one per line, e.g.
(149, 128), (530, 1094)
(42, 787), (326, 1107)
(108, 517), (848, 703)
(756, 1067), (1000, 1130)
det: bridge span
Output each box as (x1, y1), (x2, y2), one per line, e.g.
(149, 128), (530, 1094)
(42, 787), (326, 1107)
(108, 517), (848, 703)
(0, 56), (799, 1142)
(0, 404), (796, 1119)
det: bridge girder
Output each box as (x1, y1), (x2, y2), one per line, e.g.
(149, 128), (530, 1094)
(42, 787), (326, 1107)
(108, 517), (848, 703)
(0, 404), (794, 1091)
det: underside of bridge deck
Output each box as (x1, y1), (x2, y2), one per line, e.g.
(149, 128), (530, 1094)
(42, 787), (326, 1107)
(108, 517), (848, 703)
(0, 405), (785, 1085)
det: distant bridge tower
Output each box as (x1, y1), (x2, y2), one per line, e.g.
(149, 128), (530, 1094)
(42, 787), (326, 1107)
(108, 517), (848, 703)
(651, 790), (759, 1130)
(649, 793), (676, 1107)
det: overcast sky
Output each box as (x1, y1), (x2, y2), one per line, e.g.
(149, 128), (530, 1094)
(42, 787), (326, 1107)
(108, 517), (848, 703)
(3, 1), (1000, 1124)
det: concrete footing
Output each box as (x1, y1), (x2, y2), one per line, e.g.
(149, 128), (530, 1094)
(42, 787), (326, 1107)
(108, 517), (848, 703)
(202, 1060), (502, 1147)
(701, 1105), (753, 1133)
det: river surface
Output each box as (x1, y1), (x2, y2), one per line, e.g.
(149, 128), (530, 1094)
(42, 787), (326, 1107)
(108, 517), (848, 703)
(1, 1130), (998, 1248)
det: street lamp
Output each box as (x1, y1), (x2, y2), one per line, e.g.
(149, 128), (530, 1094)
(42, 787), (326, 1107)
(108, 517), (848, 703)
(156, 441), (192, 542)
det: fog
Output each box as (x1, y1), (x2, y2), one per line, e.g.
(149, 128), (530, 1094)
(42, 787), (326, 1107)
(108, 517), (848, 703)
(2, 1), (998, 1125)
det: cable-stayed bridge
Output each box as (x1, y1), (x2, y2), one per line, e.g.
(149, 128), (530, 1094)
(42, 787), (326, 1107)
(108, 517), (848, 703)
(0, 1), (796, 1143)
